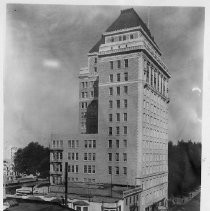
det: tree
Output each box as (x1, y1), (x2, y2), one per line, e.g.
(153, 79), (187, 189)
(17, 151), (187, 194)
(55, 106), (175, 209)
(14, 142), (50, 178)
(168, 140), (201, 197)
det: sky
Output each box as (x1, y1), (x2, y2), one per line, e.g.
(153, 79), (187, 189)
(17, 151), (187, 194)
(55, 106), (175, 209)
(4, 4), (204, 159)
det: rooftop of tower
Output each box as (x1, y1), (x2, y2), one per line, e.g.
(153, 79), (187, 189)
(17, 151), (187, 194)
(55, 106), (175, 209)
(89, 8), (158, 54)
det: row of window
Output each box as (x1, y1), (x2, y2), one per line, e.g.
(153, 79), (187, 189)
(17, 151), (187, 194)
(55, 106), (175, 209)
(143, 113), (167, 129)
(144, 88), (168, 108)
(68, 165), (79, 173)
(110, 59), (128, 69)
(68, 140), (79, 148)
(108, 139), (127, 148)
(109, 72), (128, 82)
(143, 164), (168, 175)
(109, 113), (127, 122)
(84, 153), (96, 161)
(108, 166), (127, 175)
(84, 140), (96, 148)
(143, 100), (168, 119)
(108, 153), (127, 162)
(109, 126), (128, 135)
(81, 81), (96, 89)
(108, 32), (136, 43)
(143, 153), (167, 162)
(52, 152), (63, 160)
(125, 194), (139, 206)
(143, 140), (167, 150)
(81, 102), (88, 109)
(109, 86), (128, 96)
(52, 140), (63, 148)
(81, 90), (95, 98)
(84, 165), (96, 174)
(68, 152), (79, 160)
(109, 99), (128, 109)
(52, 164), (62, 172)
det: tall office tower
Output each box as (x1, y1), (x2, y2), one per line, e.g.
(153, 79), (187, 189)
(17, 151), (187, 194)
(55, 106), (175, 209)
(50, 8), (170, 211)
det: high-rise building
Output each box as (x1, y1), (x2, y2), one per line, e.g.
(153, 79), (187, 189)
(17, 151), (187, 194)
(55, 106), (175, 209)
(50, 8), (170, 211)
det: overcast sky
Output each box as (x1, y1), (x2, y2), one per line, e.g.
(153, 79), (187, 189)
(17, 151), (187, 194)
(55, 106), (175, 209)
(4, 4), (204, 158)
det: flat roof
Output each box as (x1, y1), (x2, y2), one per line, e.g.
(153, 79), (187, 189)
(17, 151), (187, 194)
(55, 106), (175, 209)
(50, 183), (138, 203)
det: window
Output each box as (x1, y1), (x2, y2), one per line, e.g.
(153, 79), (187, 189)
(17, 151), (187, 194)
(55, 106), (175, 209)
(93, 153), (96, 161)
(124, 72), (128, 81)
(76, 140), (79, 148)
(88, 165), (91, 173)
(117, 113), (120, 122)
(124, 126), (128, 135)
(124, 59), (128, 68)
(123, 167), (127, 175)
(119, 36), (122, 41)
(108, 140), (112, 148)
(84, 153), (87, 161)
(88, 140), (92, 148)
(93, 140), (96, 148)
(110, 61), (114, 69)
(88, 153), (92, 161)
(72, 140), (75, 148)
(109, 127), (112, 135)
(94, 57), (97, 63)
(94, 67), (97, 72)
(116, 166), (119, 175)
(92, 165), (95, 173)
(108, 153), (112, 161)
(116, 140), (119, 148)
(52, 140), (56, 148)
(109, 74), (113, 82)
(109, 100), (113, 108)
(108, 166), (112, 175)
(116, 126), (120, 135)
(116, 153), (119, 161)
(117, 87), (120, 95)
(117, 73), (120, 82)
(111, 37), (114, 42)
(117, 100), (120, 108)
(76, 165), (79, 173)
(75, 153), (79, 160)
(123, 35), (126, 40)
(124, 139), (127, 148)
(123, 153), (127, 162)
(124, 113), (127, 121)
(109, 87), (113, 96)
(117, 60), (121, 69)
(130, 34), (134, 39)
(91, 91), (94, 97)
(68, 153), (71, 160)
(109, 114), (113, 122)
(124, 86), (128, 94)
(85, 140), (88, 148)
(84, 165), (87, 173)
(124, 99), (128, 108)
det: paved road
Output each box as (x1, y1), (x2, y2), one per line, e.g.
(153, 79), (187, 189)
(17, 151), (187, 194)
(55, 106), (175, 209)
(169, 193), (200, 211)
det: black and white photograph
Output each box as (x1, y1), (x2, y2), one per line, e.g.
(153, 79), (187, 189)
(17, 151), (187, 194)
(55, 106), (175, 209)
(3, 2), (208, 211)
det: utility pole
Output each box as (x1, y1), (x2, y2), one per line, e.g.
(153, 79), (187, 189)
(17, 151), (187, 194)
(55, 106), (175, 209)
(65, 162), (68, 206)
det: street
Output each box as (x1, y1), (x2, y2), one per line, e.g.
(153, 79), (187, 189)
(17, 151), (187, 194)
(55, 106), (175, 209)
(169, 193), (200, 211)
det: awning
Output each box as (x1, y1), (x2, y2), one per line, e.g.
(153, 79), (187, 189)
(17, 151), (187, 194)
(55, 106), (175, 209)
(73, 200), (89, 206)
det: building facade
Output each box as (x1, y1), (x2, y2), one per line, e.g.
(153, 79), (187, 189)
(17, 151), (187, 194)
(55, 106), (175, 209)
(50, 8), (170, 211)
